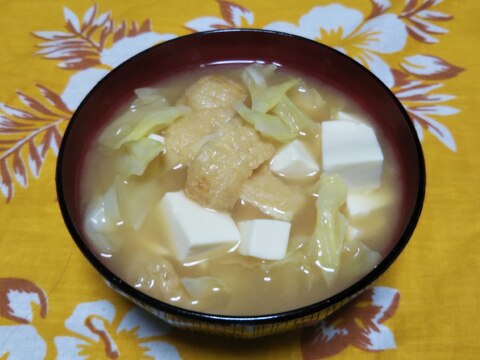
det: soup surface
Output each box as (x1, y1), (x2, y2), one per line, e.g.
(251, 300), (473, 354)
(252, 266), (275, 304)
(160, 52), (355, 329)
(81, 63), (402, 315)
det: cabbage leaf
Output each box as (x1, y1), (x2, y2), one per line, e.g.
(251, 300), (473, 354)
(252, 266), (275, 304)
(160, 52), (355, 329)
(181, 276), (231, 311)
(118, 135), (165, 177)
(83, 183), (123, 253)
(289, 85), (326, 119)
(99, 104), (190, 149)
(234, 102), (297, 142)
(307, 174), (348, 285)
(241, 66), (300, 113)
(133, 87), (169, 106)
(242, 64), (277, 88)
(272, 95), (318, 134)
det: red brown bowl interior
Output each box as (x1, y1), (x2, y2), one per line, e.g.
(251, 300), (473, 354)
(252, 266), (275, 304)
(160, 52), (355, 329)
(57, 29), (425, 323)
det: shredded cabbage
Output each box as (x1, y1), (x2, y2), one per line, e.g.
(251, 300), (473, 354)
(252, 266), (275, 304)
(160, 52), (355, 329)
(343, 238), (382, 277)
(99, 104), (190, 149)
(99, 105), (190, 149)
(289, 85), (326, 118)
(114, 175), (163, 230)
(241, 66), (300, 113)
(181, 276), (230, 311)
(133, 87), (169, 106)
(237, 65), (320, 141)
(254, 79), (300, 113)
(118, 135), (165, 177)
(126, 252), (187, 302)
(307, 174), (348, 285)
(272, 95), (318, 134)
(234, 102), (297, 142)
(242, 64), (277, 87)
(83, 183), (123, 253)
(101, 98), (171, 145)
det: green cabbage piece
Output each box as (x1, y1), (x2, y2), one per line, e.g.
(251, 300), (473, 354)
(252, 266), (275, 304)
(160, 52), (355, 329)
(272, 95), (318, 134)
(83, 183), (123, 253)
(343, 238), (382, 277)
(133, 87), (169, 106)
(125, 252), (188, 303)
(307, 174), (348, 285)
(114, 174), (165, 230)
(99, 98), (171, 144)
(118, 136), (165, 177)
(289, 85), (326, 118)
(181, 276), (230, 311)
(234, 102), (297, 142)
(241, 66), (300, 113)
(242, 64), (277, 87)
(238, 65), (317, 141)
(99, 104), (190, 149)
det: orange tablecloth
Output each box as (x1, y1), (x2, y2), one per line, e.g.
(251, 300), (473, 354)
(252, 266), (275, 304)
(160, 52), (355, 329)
(1, 0), (479, 358)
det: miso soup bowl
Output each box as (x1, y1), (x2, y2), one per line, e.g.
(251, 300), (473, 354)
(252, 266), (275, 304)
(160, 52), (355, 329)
(57, 29), (425, 338)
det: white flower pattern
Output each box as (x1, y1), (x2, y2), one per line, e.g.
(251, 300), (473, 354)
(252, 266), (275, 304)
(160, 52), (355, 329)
(265, 4), (407, 88)
(61, 29), (176, 110)
(54, 300), (180, 359)
(0, 325), (46, 360)
(0, 278), (48, 359)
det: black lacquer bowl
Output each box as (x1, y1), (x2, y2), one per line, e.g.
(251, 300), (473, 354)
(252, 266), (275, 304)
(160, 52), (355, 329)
(56, 29), (425, 338)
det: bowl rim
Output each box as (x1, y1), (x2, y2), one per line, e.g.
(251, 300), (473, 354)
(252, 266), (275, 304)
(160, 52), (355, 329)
(56, 28), (426, 325)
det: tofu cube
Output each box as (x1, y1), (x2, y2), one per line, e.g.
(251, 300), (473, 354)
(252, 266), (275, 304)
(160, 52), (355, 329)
(322, 120), (384, 191)
(270, 140), (319, 178)
(346, 226), (364, 242)
(158, 191), (240, 260)
(346, 187), (394, 218)
(334, 111), (363, 123)
(238, 219), (291, 260)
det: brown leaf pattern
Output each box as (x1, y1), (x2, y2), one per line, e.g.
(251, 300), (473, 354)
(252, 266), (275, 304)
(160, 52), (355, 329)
(301, 287), (400, 359)
(1, 4), (165, 204)
(0, 85), (72, 202)
(400, 0), (452, 44)
(32, 3), (154, 71)
(0, 278), (48, 324)
(400, 54), (464, 80)
(366, 0), (392, 20)
(185, 0), (253, 31)
(392, 67), (459, 151)
(84, 316), (120, 359)
(218, 0), (251, 26)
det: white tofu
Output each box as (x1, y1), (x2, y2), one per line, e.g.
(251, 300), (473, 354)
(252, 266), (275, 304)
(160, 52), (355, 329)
(346, 187), (394, 218)
(238, 219), (291, 260)
(335, 111), (363, 123)
(322, 120), (384, 191)
(346, 226), (363, 242)
(269, 140), (319, 178)
(158, 191), (240, 260)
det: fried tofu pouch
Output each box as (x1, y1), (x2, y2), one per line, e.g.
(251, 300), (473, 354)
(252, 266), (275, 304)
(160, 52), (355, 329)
(164, 75), (247, 166)
(185, 75), (247, 110)
(164, 108), (235, 166)
(185, 118), (275, 211)
(241, 166), (306, 221)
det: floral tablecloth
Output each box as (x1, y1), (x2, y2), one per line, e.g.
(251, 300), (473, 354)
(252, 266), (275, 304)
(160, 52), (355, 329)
(1, 0), (479, 358)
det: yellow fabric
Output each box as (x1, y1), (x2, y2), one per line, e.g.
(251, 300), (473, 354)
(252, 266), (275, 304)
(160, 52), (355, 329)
(1, 0), (479, 358)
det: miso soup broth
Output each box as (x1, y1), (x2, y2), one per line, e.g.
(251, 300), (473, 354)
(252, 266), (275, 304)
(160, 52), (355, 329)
(81, 63), (402, 315)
